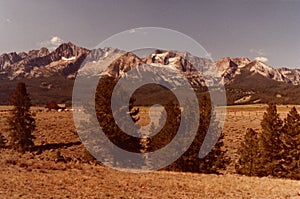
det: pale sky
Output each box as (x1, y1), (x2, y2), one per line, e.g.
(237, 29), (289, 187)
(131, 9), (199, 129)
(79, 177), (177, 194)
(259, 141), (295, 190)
(0, 0), (299, 68)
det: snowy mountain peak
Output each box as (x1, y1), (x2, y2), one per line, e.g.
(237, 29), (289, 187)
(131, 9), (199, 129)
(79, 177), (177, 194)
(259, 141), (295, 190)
(0, 43), (90, 80)
(62, 56), (76, 61)
(1, 43), (300, 86)
(248, 60), (283, 80)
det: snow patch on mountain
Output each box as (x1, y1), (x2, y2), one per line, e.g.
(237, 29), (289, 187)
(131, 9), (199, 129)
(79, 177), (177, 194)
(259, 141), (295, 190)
(234, 95), (252, 104)
(1, 43), (300, 88)
(215, 57), (300, 85)
(62, 56), (76, 61)
(249, 60), (285, 82)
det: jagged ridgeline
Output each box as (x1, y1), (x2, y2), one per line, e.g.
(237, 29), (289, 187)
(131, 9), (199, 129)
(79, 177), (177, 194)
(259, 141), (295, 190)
(0, 42), (90, 105)
(1, 43), (300, 105)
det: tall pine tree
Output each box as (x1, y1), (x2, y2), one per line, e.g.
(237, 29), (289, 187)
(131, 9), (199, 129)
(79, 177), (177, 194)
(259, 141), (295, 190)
(170, 95), (229, 174)
(281, 107), (300, 179)
(237, 105), (300, 179)
(236, 128), (260, 176)
(198, 96), (229, 174)
(258, 103), (283, 177)
(7, 82), (36, 153)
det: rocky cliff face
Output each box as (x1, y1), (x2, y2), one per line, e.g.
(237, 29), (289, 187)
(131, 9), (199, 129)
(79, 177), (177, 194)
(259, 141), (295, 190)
(0, 42), (90, 80)
(87, 49), (215, 89)
(1, 43), (300, 105)
(1, 43), (300, 85)
(215, 57), (300, 85)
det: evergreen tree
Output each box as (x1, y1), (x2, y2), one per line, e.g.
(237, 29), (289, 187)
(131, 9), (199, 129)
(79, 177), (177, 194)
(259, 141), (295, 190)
(236, 128), (260, 176)
(168, 95), (229, 173)
(151, 101), (182, 171)
(196, 96), (229, 174)
(7, 82), (36, 153)
(94, 76), (229, 173)
(94, 76), (142, 167)
(258, 103), (283, 177)
(281, 107), (300, 179)
(237, 105), (300, 179)
(198, 132), (228, 174)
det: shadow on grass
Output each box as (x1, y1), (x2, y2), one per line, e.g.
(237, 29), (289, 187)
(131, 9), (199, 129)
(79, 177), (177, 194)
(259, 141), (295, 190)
(30, 141), (82, 152)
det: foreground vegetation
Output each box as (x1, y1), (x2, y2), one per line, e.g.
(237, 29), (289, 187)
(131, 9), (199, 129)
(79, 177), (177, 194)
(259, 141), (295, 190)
(1, 82), (300, 198)
(0, 105), (300, 198)
(1, 159), (300, 198)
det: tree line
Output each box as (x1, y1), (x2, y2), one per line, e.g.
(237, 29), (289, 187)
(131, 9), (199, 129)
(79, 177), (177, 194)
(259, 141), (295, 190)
(237, 104), (300, 180)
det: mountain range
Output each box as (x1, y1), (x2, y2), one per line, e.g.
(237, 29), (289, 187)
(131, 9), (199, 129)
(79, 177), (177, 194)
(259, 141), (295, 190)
(0, 42), (299, 105)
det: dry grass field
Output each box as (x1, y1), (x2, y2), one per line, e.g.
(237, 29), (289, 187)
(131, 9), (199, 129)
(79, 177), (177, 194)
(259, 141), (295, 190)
(1, 105), (300, 198)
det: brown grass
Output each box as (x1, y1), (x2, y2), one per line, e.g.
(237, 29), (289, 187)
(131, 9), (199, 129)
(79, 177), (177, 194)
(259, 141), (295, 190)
(0, 105), (300, 198)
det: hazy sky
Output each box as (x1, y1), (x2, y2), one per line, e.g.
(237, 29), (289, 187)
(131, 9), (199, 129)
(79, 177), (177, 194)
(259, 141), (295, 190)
(0, 0), (299, 68)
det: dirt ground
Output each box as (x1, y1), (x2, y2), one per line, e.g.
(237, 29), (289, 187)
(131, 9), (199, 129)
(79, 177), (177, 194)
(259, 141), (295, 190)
(0, 105), (300, 198)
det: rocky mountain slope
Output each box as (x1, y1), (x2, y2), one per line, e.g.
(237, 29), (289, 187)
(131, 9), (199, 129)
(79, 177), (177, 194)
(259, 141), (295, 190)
(214, 57), (300, 104)
(0, 42), (89, 80)
(216, 57), (300, 85)
(0, 42), (300, 105)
